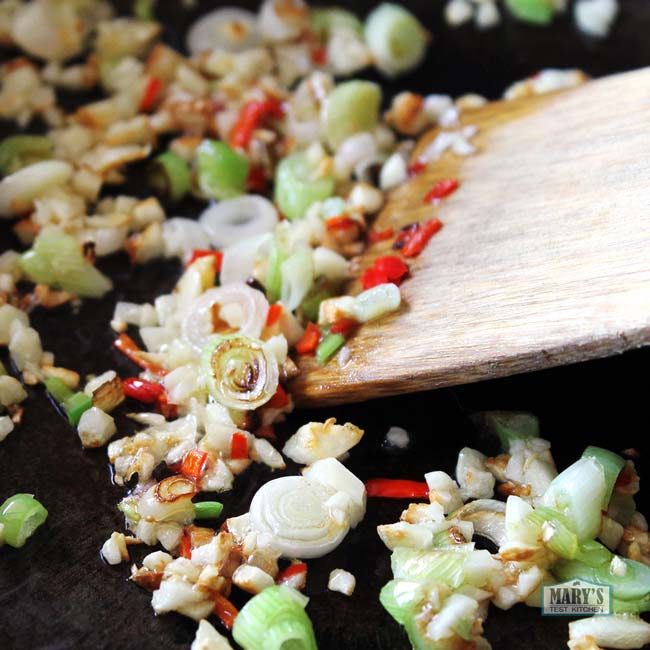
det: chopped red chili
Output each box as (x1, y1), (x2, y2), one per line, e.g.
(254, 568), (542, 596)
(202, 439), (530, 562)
(180, 449), (209, 480)
(123, 377), (164, 403)
(187, 249), (223, 273)
(330, 318), (358, 336)
(276, 562), (308, 584)
(266, 303), (283, 327)
(392, 223), (419, 251)
(360, 267), (389, 290)
(311, 44), (327, 65)
(213, 593), (239, 630)
(231, 432), (248, 460)
(295, 322), (321, 355)
(156, 392), (178, 419)
(424, 179), (459, 203)
(230, 98), (284, 149)
(374, 256), (409, 283)
(401, 218), (443, 258)
(408, 159), (427, 176)
(180, 528), (192, 559)
(246, 166), (268, 192)
(365, 478), (430, 499)
(267, 385), (290, 409)
(114, 334), (167, 375)
(326, 214), (357, 231)
(368, 227), (395, 244)
(139, 76), (163, 113)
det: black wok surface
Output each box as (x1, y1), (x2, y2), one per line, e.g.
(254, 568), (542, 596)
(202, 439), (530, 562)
(1, 1), (649, 649)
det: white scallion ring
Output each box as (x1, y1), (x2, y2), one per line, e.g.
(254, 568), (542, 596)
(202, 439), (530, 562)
(249, 475), (351, 558)
(181, 284), (269, 351)
(199, 195), (279, 250)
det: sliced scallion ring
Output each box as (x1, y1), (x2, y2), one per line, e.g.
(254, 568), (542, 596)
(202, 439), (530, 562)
(0, 494), (48, 548)
(233, 585), (317, 650)
(199, 195), (279, 249)
(147, 151), (191, 203)
(0, 135), (53, 176)
(249, 475), (350, 558)
(201, 334), (279, 411)
(364, 3), (427, 78)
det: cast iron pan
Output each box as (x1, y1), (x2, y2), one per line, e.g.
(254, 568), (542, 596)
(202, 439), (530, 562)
(1, 2), (649, 649)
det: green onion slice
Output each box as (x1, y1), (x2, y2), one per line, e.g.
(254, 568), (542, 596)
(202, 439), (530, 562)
(380, 579), (426, 625)
(504, 0), (555, 24)
(63, 391), (93, 426)
(311, 7), (363, 40)
(0, 494), (48, 548)
(0, 135), (53, 176)
(322, 80), (382, 149)
(555, 557), (650, 602)
(201, 335), (279, 411)
(147, 151), (191, 203)
(45, 377), (74, 405)
(581, 446), (626, 507)
(274, 151), (335, 221)
(196, 139), (249, 201)
(315, 332), (345, 365)
(264, 239), (287, 304)
(232, 585), (317, 650)
(542, 457), (607, 541)
(364, 4), (427, 77)
(194, 501), (223, 520)
(471, 411), (539, 450)
(391, 546), (472, 589)
(19, 229), (113, 298)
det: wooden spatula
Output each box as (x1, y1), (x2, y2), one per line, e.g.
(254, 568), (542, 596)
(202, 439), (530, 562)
(290, 67), (650, 407)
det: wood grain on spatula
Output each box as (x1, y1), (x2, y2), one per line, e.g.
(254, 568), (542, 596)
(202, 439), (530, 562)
(290, 67), (650, 407)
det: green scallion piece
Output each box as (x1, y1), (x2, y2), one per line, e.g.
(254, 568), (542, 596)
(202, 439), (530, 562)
(555, 557), (650, 602)
(265, 240), (287, 304)
(300, 284), (334, 323)
(380, 579), (425, 625)
(364, 4), (427, 77)
(63, 391), (93, 426)
(0, 493), (48, 548)
(196, 139), (249, 200)
(232, 585), (317, 650)
(147, 151), (191, 203)
(315, 332), (345, 365)
(582, 446), (626, 507)
(274, 151), (335, 221)
(504, 0), (555, 24)
(193, 501), (223, 520)
(471, 411), (539, 450)
(45, 376), (74, 405)
(19, 229), (113, 298)
(0, 360), (6, 376)
(300, 284), (334, 322)
(117, 498), (140, 524)
(391, 547), (470, 589)
(311, 7), (363, 40)
(0, 135), (53, 176)
(134, 0), (155, 20)
(323, 80), (382, 149)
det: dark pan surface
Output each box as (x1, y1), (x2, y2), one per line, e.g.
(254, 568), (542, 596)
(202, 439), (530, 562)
(1, 1), (650, 649)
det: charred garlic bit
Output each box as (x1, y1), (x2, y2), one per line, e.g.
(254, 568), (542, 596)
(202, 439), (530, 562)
(282, 417), (364, 465)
